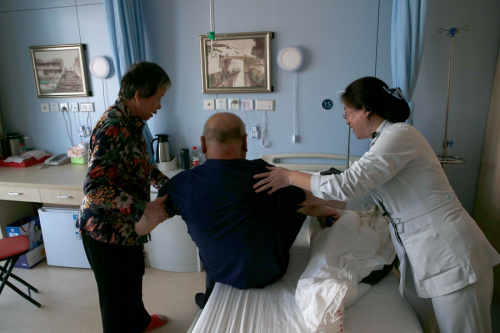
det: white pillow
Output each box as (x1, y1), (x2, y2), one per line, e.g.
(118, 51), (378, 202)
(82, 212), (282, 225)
(295, 209), (396, 333)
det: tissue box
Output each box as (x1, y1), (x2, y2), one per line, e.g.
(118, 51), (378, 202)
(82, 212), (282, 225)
(14, 243), (46, 269)
(7, 216), (43, 250)
(71, 155), (88, 164)
(67, 143), (88, 158)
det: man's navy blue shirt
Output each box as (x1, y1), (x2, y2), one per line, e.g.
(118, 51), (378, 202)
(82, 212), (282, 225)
(161, 158), (306, 289)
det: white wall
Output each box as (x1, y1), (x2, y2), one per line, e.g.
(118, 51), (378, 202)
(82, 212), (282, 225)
(0, 0), (499, 213)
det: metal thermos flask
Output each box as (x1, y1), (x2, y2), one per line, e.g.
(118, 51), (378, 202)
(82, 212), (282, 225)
(1, 132), (22, 157)
(180, 148), (190, 169)
(151, 134), (172, 163)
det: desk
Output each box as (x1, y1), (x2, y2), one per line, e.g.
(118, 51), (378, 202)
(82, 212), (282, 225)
(0, 163), (200, 272)
(0, 163), (87, 205)
(0, 163), (86, 239)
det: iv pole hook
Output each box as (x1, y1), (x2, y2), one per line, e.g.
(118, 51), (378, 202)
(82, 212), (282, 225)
(209, 0), (216, 58)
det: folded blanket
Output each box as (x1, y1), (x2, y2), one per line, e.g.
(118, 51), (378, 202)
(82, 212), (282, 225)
(295, 208), (396, 333)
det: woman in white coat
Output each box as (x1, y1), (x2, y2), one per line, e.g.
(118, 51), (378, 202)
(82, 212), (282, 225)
(254, 76), (500, 333)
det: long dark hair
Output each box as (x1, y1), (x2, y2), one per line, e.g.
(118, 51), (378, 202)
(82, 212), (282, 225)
(118, 61), (171, 99)
(341, 77), (410, 123)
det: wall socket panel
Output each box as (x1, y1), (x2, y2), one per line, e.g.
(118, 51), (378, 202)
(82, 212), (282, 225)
(80, 102), (94, 112)
(59, 102), (69, 112)
(41, 103), (50, 112)
(69, 102), (79, 112)
(242, 99), (254, 111)
(50, 102), (59, 112)
(203, 99), (215, 110)
(216, 98), (227, 110)
(230, 98), (240, 110)
(256, 99), (275, 111)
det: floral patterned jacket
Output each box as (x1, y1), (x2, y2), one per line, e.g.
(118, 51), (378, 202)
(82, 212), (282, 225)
(77, 98), (168, 245)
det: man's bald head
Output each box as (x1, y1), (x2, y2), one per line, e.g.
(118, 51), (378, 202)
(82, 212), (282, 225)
(203, 112), (246, 144)
(201, 112), (248, 159)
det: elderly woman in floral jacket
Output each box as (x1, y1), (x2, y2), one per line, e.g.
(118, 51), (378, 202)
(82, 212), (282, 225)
(77, 61), (171, 333)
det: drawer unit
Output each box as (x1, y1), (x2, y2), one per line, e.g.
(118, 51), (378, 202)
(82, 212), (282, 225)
(0, 185), (41, 202)
(39, 188), (84, 206)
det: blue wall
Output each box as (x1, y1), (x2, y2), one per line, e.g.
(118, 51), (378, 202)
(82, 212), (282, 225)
(0, 0), (499, 214)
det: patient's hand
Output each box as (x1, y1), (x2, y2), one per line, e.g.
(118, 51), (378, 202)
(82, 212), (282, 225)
(317, 215), (338, 228)
(297, 204), (340, 221)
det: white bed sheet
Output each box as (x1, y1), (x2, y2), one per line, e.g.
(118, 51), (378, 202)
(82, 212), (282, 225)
(189, 217), (422, 333)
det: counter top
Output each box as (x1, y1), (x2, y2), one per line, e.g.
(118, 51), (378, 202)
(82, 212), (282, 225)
(0, 163), (87, 189)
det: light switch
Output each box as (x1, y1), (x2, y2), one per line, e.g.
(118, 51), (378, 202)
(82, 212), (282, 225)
(256, 99), (275, 111)
(80, 102), (94, 112)
(50, 102), (59, 112)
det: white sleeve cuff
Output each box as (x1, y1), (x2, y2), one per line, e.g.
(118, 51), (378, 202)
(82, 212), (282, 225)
(310, 174), (322, 198)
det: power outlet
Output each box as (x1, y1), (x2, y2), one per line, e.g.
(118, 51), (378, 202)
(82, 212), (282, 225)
(242, 99), (254, 111)
(203, 99), (215, 110)
(216, 98), (227, 110)
(59, 102), (69, 112)
(230, 98), (240, 110)
(69, 102), (79, 112)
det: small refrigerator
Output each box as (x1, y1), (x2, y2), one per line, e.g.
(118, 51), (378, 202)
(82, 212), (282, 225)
(38, 207), (90, 269)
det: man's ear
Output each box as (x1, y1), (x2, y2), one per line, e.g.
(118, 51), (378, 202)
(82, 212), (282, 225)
(200, 136), (207, 154)
(242, 134), (248, 153)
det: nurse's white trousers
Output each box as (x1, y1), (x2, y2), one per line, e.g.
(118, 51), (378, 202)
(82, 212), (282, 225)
(404, 265), (494, 333)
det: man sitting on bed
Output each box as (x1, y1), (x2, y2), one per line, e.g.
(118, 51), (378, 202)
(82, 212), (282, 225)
(155, 112), (339, 309)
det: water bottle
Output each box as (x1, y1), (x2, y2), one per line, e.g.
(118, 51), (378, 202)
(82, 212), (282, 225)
(23, 136), (32, 151)
(191, 146), (200, 167)
(18, 142), (25, 155)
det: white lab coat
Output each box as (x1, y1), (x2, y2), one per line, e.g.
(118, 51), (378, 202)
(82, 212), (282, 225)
(310, 120), (500, 298)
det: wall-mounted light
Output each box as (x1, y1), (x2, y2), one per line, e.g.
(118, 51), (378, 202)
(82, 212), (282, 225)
(277, 46), (303, 72)
(89, 56), (110, 79)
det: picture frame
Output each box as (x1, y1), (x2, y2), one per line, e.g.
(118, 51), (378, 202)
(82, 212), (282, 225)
(29, 44), (89, 97)
(199, 31), (273, 94)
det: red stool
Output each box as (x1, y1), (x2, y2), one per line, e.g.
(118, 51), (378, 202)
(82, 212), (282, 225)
(0, 235), (41, 307)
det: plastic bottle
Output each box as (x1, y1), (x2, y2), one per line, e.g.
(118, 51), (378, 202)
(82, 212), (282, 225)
(23, 136), (32, 151)
(191, 146), (200, 167)
(18, 142), (25, 155)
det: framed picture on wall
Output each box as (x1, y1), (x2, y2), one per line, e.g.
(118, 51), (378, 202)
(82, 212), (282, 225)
(199, 31), (273, 94)
(29, 44), (89, 97)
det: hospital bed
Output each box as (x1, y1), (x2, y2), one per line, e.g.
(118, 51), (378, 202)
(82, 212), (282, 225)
(187, 154), (423, 333)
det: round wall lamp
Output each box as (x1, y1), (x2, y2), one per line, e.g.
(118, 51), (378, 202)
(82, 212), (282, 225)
(277, 46), (303, 72)
(89, 56), (110, 79)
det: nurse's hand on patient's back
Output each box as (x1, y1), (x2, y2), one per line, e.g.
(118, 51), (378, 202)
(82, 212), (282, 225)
(253, 167), (291, 194)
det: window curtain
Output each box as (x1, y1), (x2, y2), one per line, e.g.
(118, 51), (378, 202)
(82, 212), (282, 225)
(103, 0), (155, 162)
(391, 0), (427, 124)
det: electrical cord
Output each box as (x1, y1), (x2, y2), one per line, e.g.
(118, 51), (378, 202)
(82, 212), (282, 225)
(292, 71), (299, 143)
(61, 107), (75, 147)
(259, 111), (270, 148)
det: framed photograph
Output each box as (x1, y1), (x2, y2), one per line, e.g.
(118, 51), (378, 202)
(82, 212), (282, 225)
(199, 31), (273, 94)
(29, 44), (89, 97)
